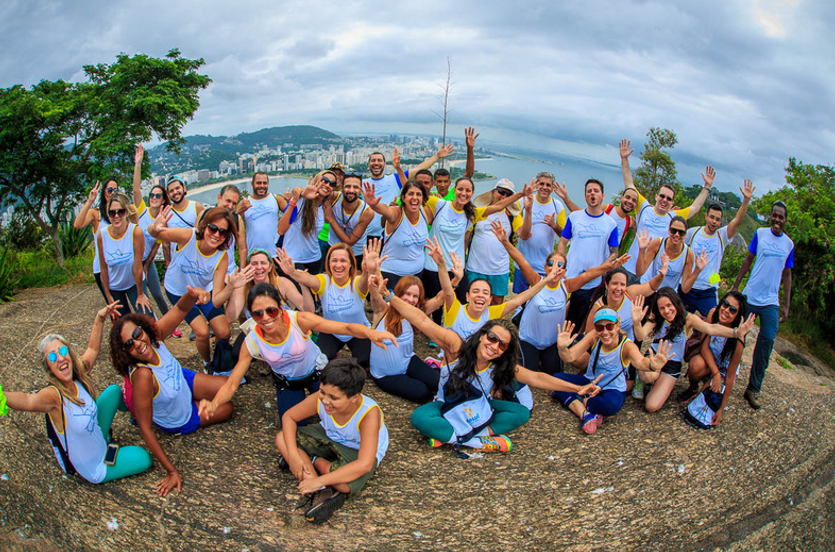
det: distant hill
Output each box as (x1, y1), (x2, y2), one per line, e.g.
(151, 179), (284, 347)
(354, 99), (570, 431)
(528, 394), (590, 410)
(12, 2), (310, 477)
(149, 125), (341, 173)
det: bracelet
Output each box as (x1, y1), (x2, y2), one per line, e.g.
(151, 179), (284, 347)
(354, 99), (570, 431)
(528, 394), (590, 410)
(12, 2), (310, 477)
(289, 200), (297, 207)
(0, 384), (8, 416)
(383, 290), (394, 302)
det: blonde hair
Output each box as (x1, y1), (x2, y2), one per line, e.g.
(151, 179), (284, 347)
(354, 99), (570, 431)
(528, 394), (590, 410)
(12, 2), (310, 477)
(38, 334), (96, 407)
(108, 192), (139, 224)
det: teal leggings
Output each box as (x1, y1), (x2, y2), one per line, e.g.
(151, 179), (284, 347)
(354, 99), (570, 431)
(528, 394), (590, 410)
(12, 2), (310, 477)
(410, 399), (531, 442)
(95, 385), (153, 483)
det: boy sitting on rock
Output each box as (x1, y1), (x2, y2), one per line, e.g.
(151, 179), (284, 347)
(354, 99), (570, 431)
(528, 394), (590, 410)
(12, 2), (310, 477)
(276, 357), (389, 524)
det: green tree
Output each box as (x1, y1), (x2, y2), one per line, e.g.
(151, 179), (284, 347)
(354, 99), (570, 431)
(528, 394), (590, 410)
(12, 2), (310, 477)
(633, 127), (680, 198)
(0, 49), (210, 266)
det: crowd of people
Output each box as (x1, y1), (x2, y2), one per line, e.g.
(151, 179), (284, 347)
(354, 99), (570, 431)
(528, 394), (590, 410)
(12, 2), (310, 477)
(0, 130), (794, 524)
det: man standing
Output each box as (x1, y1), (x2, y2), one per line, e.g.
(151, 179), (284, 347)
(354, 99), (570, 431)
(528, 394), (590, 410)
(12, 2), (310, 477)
(324, 173), (374, 267)
(732, 201), (793, 410)
(619, 139), (714, 282)
(236, 171), (287, 261)
(557, 178), (619, 326)
(514, 171), (567, 293)
(165, 176), (204, 266)
(682, 179), (755, 315)
(432, 126), (478, 200)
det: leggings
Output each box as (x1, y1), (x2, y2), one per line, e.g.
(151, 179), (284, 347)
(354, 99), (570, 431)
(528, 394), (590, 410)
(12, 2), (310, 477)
(95, 385), (154, 483)
(109, 286), (155, 319)
(372, 356), (440, 403)
(317, 333), (371, 368)
(143, 260), (169, 316)
(93, 273), (108, 303)
(410, 399), (530, 442)
(551, 373), (627, 417)
(519, 340), (563, 375)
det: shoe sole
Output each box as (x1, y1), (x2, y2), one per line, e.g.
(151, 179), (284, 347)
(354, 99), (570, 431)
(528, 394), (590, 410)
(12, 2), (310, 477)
(305, 492), (347, 524)
(582, 416), (602, 435)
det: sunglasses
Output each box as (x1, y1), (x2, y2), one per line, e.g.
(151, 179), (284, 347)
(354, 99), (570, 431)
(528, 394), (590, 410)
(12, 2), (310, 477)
(321, 178), (336, 186)
(721, 299), (739, 314)
(345, 172), (364, 180)
(252, 306), (281, 319)
(123, 326), (144, 350)
(149, 192), (164, 199)
(594, 322), (617, 332)
(47, 345), (69, 363)
(109, 208), (127, 218)
(546, 259), (567, 268)
(106, 187), (119, 194)
(657, 193), (674, 202)
(207, 223), (229, 236)
(485, 331), (509, 351)
(669, 228), (687, 237)
(495, 188), (511, 197)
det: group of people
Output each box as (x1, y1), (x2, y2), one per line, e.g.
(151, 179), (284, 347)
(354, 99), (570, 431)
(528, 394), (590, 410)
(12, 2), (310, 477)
(0, 131), (794, 525)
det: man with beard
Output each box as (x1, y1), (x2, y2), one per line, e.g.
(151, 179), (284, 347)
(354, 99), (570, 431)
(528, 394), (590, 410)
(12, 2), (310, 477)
(324, 173), (374, 267)
(364, 144), (454, 241)
(732, 201), (793, 410)
(237, 172), (287, 262)
(619, 139), (713, 283)
(682, 179), (755, 316)
(165, 176), (204, 266)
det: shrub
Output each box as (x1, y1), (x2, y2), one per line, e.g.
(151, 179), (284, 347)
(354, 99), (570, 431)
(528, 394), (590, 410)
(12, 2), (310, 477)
(57, 220), (93, 258)
(0, 247), (20, 302)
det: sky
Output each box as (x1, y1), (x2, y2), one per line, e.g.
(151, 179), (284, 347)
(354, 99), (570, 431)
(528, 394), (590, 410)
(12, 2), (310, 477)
(2, 0), (833, 193)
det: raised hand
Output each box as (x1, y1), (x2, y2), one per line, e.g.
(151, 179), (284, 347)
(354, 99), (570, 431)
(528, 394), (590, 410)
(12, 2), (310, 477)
(632, 294), (648, 321)
(489, 219), (509, 243)
(702, 166), (716, 189)
(450, 251), (464, 283)
(301, 175), (320, 200)
(424, 236), (446, 268)
(659, 252), (670, 276)
(96, 300), (122, 322)
(275, 248), (295, 275)
(391, 147), (401, 170)
(362, 182), (381, 207)
(362, 238), (387, 273)
(226, 265), (256, 289)
(637, 228), (651, 250)
(522, 180), (535, 198)
(619, 139), (633, 159)
(368, 273), (388, 296)
(695, 250), (709, 272)
(322, 197), (334, 222)
(605, 254), (630, 270)
(134, 144), (144, 165)
(186, 285), (211, 305)
(149, 205), (173, 235)
(556, 321), (577, 349)
(554, 181), (569, 202)
(436, 143), (454, 159)
(649, 340), (673, 370)
(738, 313), (757, 337)
(236, 196), (252, 215)
(740, 179), (755, 201)
(465, 127), (479, 148)
(87, 181), (101, 204)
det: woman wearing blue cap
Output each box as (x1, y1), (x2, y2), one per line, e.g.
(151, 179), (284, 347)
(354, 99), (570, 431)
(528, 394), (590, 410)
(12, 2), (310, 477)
(553, 309), (673, 434)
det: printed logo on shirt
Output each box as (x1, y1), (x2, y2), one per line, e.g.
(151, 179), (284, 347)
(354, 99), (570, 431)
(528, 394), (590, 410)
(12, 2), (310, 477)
(326, 292), (356, 314)
(74, 403), (98, 434)
(162, 362), (183, 393)
(180, 258), (211, 277)
(105, 245), (132, 266)
(400, 233), (427, 247)
(537, 295), (566, 314)
(246, 202), (273, 222)
(760, 237), (789, 259)
(572, 220), (608, 239)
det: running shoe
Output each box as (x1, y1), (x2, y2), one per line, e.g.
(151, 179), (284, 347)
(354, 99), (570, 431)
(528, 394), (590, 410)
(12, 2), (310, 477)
(424, 357), (442, 370)
(581, 413), (603, 435)
(677, 387), (698, 404)
(172, 329), (182, 338)
(428, 438), (444, 448)
(632, 379), (645, 400)
(475, 435), (513, 452)
(305, 487), (347, 524)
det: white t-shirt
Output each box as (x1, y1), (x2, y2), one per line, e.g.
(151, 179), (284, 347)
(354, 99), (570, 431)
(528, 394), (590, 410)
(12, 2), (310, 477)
(562, 209), (619, 290)
(686, 226), (730, 291)
(743, 228), (794, 307)
(243, 194), (280, 253)
(515, 196), (567, 276)
(425, 198), (475, 272)
(466, 211), (516, 276)
(364, 172), (405, 237)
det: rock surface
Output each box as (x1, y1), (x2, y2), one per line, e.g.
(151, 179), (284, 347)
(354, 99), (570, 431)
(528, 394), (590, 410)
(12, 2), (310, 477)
(1, 284), (833, 551)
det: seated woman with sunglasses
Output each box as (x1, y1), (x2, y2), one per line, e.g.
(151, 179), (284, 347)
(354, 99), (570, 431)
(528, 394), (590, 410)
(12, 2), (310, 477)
(149, 206), (250, 367)
(278, 171), (337, 276)
(199, 283), (396, 423)
(635, 216), (708, 294)
(97, 192), (155, 319)
(553, 311), (673, 434)
(634, 287), (756, 413)
(0, 302), (153, 484)
(369, 274), (601, 453)
(74, 178), (119, 302)
(677, 291), (748, 426)
(109, 287), (231, 496)
(490, 220), (629, 375)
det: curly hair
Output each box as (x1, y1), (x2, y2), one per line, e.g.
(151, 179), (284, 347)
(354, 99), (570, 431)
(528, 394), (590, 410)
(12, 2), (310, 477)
(109, 313), (161, 377)
(385, 276), (425, 337)
(195, 206), (237, 250)
(709, 290), (748, 365)
(648, 287), (687, 342)
(399, 179), (428, 206)
(38, 334), (96, 406)
(447, 318), (519, 396)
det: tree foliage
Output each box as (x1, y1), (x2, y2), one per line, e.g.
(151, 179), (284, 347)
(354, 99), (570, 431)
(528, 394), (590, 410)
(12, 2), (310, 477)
(0, 49), (210, 265)
(633, 127), (680, 198)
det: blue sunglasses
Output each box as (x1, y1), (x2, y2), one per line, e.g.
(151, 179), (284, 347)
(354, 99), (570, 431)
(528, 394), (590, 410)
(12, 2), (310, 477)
(47, 346), (69, 363)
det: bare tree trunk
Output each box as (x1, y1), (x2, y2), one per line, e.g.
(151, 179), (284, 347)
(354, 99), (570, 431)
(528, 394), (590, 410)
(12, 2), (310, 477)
(50, 227), (65, 268)
(440, 58), (451, 169)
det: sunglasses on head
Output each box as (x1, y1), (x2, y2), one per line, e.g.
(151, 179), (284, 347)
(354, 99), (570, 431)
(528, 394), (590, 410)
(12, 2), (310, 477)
(658, 193), (674, 202)
(546, 259), (567, 268)
(721, 299), (739, 314)
(123, 326), (144, 350)
(345, 172), (364, 180)
(485, 331), (509, 351)
(149, 192), (164, 199)
(207, 223), (229, 236)
(594, 322), (617, 332)
(670, 227), (687, 237)
(252, 306), (281, 319)
(109, 208), (127, 218)
(495, 188), (511, 197)
(47, 345), (69, 363)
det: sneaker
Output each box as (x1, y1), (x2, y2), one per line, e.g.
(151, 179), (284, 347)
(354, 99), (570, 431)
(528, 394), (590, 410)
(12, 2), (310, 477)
(172, 329), (182, 338)
(429, 341), (438, 348)
(428, 438), (444, 448)
(304, 486), (347, 524)
(475, 435), (513, 452)
(677, 387), (698, 404)
(632, 379), (645, 400)
(277, 456), (289, 471)
(424, 357), (442, 370)
(744, 389), (761, 410)
(581, 413), (603, 435)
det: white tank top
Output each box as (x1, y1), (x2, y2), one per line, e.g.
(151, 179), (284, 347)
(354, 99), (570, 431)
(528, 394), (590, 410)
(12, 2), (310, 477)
(316, 275), (369, 342)
(584, 337), (632, 392)
(708, 335), (736, 373)
(652, 320), (690, 361)
(424, 199), (471, 271)
(380, 208), (429, 277)
(284, 198), (324, 263)
(49, 382), (107, 483)
(244, 194), (280, 253)
(168, 201), (198, 229)
(244, 311), (323, 380)
(137, 206), (159, 261)
(518, 281), (568, 348)
(131, 343), (193, 430)
(443, 299), (504, 341)
(101, 223), (139, 291)
(641, 239), (690, 290)
(318, 395), (389, 465)
(164, 229), (225, 296)
(92, 219), (110, 274)
(328, 194), (369, 256)
(369, 317), (414, 379)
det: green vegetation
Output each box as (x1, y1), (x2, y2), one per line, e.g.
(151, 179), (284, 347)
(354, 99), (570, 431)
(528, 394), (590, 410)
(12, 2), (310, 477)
(16, 247), (95, 290)
(633, 127), (679, 198)
(0, 247), (19, 302)
(0, 49), (210, 266)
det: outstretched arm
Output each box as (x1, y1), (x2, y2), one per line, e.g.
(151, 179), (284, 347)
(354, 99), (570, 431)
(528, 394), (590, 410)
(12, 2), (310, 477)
(425, 237), (456, 311)
(554, 181), (582, 213)
(413, 144), (455, 173)
(635, 234), (659, 277)
(620, 139), (636, 191)
(490, 219), (540, 286)
(74, 182), (101, 230)
(464, 127), (478, 179)
(132, 145), (145, 208)
(499, 263), (560, 317)
(556, 322), (597, 367)
(157, 286), (207, 337)
(727, 179), (755, 239)
(683, 166), (716, 220)
(680, 249), (706, 294)
(732, 251), (756, 291)
(564, 254), (630, 294)
(276, 248), (321, 289)
(483, 181), (533, 217)
(362, 182), (401, 225)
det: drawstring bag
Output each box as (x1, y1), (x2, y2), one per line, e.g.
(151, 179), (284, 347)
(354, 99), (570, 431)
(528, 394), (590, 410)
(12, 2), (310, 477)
(210, 339), (235, 376)
(683, 379), (725, 429)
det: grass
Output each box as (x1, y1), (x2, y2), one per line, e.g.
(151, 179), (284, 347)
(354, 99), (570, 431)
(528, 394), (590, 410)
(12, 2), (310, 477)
(778, 315), (835, 370)
(16, 247), (96, 290)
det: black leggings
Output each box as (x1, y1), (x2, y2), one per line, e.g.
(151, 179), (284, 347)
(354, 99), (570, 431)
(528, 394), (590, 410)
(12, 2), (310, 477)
(373, 356), (440, 403)
(566, 287), (596, 329)
(519, 340), (563, 375)
(422, 269), (469, 324)
(317, 332), (371, 367)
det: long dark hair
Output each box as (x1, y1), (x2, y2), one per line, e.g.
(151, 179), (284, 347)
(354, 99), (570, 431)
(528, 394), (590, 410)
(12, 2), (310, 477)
(110, 313), (161, 377)
(399, 179), (428, 206)
(710, 291), (747, 365)
(453, 177), (476, 222)
(589, 267), (629, 307)
(649, 287), (687, 341)
(447, 319), (519, 395)
(195, 207), (237, 250)
(99, 177), (119, 224)
(247, 282), (284, 314)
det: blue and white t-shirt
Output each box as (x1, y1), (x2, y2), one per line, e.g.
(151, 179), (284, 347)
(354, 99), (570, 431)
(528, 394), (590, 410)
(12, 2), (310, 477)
(686, 226), (730, 291)
(363, 172), (406, 237)
(744, 228), (794, 307)
(562, 210), (619, 290)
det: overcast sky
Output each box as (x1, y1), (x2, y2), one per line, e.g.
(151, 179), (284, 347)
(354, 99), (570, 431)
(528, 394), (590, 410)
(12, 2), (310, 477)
(2, 0), (832, 193)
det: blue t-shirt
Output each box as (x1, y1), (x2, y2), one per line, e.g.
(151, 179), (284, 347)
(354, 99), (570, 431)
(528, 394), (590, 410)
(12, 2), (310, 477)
(744, 228), (794, 307)
(562, 210), (619, 289)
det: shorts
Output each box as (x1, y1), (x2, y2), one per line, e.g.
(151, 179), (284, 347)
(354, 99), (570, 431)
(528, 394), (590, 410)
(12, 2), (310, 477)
(155, 368), (201, 435)
(680, 287), (719, 317)
(466, 270), (509, 297)
(166, 290), (225, 325)
(297, 423), (378, 495)
(660, 359), (683, 379)
(513, 269), (539, 294)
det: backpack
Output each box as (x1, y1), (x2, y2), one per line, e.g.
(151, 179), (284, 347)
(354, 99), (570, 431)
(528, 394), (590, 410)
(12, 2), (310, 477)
(45, 386), (76, 475)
